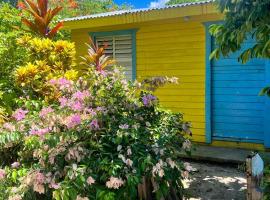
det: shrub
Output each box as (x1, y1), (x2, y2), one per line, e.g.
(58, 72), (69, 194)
(14, 36), (77, 100)
(0, 2), (28, 114)
(264, 166), (270, 199)
(0, 64), (192, 199)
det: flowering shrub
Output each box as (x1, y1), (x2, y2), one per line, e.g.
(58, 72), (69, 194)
(0, 65), (192, 199)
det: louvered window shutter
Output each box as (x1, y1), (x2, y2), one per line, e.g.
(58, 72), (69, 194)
(96, 34), (133, 80)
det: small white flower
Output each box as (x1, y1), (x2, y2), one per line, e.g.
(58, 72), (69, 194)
(117, 145), (122, 151)
(125, 159), (133, 167)
(106, 177), (124, 189)
(158, 169), (165, 177)
(127, 147), (132, 156)
(182, 140), (192, 151)
(86, 176), (95, 185)
(145, 122), (151, 127)
(118, 154), (126, 163)
(166, 158), (177, 169)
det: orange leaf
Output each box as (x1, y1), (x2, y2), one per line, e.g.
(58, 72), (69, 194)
(24, 0), (39, 14)
(37, 0), (48, 17)
(47, 21), (63, 38)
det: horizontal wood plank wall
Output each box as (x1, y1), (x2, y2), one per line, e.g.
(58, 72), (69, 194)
(70, 16), (219, 143)
(136, 19), (205, 143)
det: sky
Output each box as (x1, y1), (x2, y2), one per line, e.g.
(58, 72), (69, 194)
(114, 0), (170, 8)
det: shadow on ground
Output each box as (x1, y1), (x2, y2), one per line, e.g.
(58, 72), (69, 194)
(183, 161), (246, 200)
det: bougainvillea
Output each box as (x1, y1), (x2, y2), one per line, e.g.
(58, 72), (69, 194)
(0, 64), (192, 199)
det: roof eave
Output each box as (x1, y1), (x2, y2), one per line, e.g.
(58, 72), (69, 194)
(63, 3), (219, 30)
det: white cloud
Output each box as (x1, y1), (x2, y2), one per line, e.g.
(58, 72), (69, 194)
(149, 0), (170, 8)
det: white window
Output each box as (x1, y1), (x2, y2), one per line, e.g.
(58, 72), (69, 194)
(96, 34), (133, 80)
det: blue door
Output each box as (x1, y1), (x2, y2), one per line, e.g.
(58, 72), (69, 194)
(211, 38), (268, 144)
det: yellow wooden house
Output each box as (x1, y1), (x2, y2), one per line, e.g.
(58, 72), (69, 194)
(63, 1), (270, 150)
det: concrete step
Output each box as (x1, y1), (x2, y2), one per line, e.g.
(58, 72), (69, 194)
(178, 145), (270, 164)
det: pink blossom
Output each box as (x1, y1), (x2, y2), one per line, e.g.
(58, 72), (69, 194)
(50, 78), (72, 90)
(96, 106), (106, 112)
(125, 159), (133, 167)
(142, 94), (157, 107)
(35, 172), (45, 184)
(70, 101), (83, 111)
(3, 123), (16, 132)
(49, 79), (57, 85)
(50, 182), (60, 189)
(39, 107), (54, 118)
(119, 124), (129, 129)
(12, 108), (28, 121)
(86, 176), (95, 185)
(105, 177), (124, 189)
(59, 97), (68, 107)
(73, 90), (90, 101)
(30, 127), (50, 136)
(90, 119), (99, 130)
(0, 169), (6, 180)
(66, 114), (81, 128)
(11, 162), (20, 169)
(85, 108), (96, 116)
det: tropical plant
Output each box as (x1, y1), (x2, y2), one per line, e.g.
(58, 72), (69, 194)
(20, 0), (63, 38)
(14, 36), (77, 100)
(80, 38), (115, 72)
(209, 0), (270, 96)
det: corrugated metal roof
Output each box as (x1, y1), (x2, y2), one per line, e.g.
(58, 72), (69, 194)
(63, 0), (214, 22)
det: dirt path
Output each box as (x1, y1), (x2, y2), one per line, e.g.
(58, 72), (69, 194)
(182, 161), (247, 200)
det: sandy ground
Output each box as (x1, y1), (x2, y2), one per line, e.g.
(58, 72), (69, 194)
(182, 161), (247, 200)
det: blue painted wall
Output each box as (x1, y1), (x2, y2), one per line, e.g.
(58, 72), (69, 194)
(211, 40), (267, 144)
(205, 23), (270, 147)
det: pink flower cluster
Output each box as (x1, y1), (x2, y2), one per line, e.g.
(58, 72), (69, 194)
(39, 107), (54, 118)
(30, 127), (50, 136)
(73, 90), (90, 101)
(12, 108), (28, 121)
(66, 114), (81, 128)
(89, 119), (99, 130)
(0, 169), (6, 180)
(49, 78), (72, 90)
(3, 122), (16, 132)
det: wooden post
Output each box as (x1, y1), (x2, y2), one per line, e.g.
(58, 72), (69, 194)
(246, 154), (264, 200)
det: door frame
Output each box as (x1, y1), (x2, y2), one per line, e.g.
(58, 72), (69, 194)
(204, 22), (270, 148)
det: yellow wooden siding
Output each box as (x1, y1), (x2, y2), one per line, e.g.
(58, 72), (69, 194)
(70, 15), (222, 143)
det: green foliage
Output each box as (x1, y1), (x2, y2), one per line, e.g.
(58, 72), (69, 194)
(166, 0), (200, 5)
(209, 0), (270, 63)
(264, 166), (270, 200)
(209, 0), (270, 95)
(14, 36), (77, 100)
(0, 2), (28, 114)
(50, 0), (132, 19)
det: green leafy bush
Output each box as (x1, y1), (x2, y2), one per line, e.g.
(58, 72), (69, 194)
(264, 166), (270, 199)
(0, 2), (28, 114)
(14, 36), (77, 100)
(0, 64), (192, 199)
